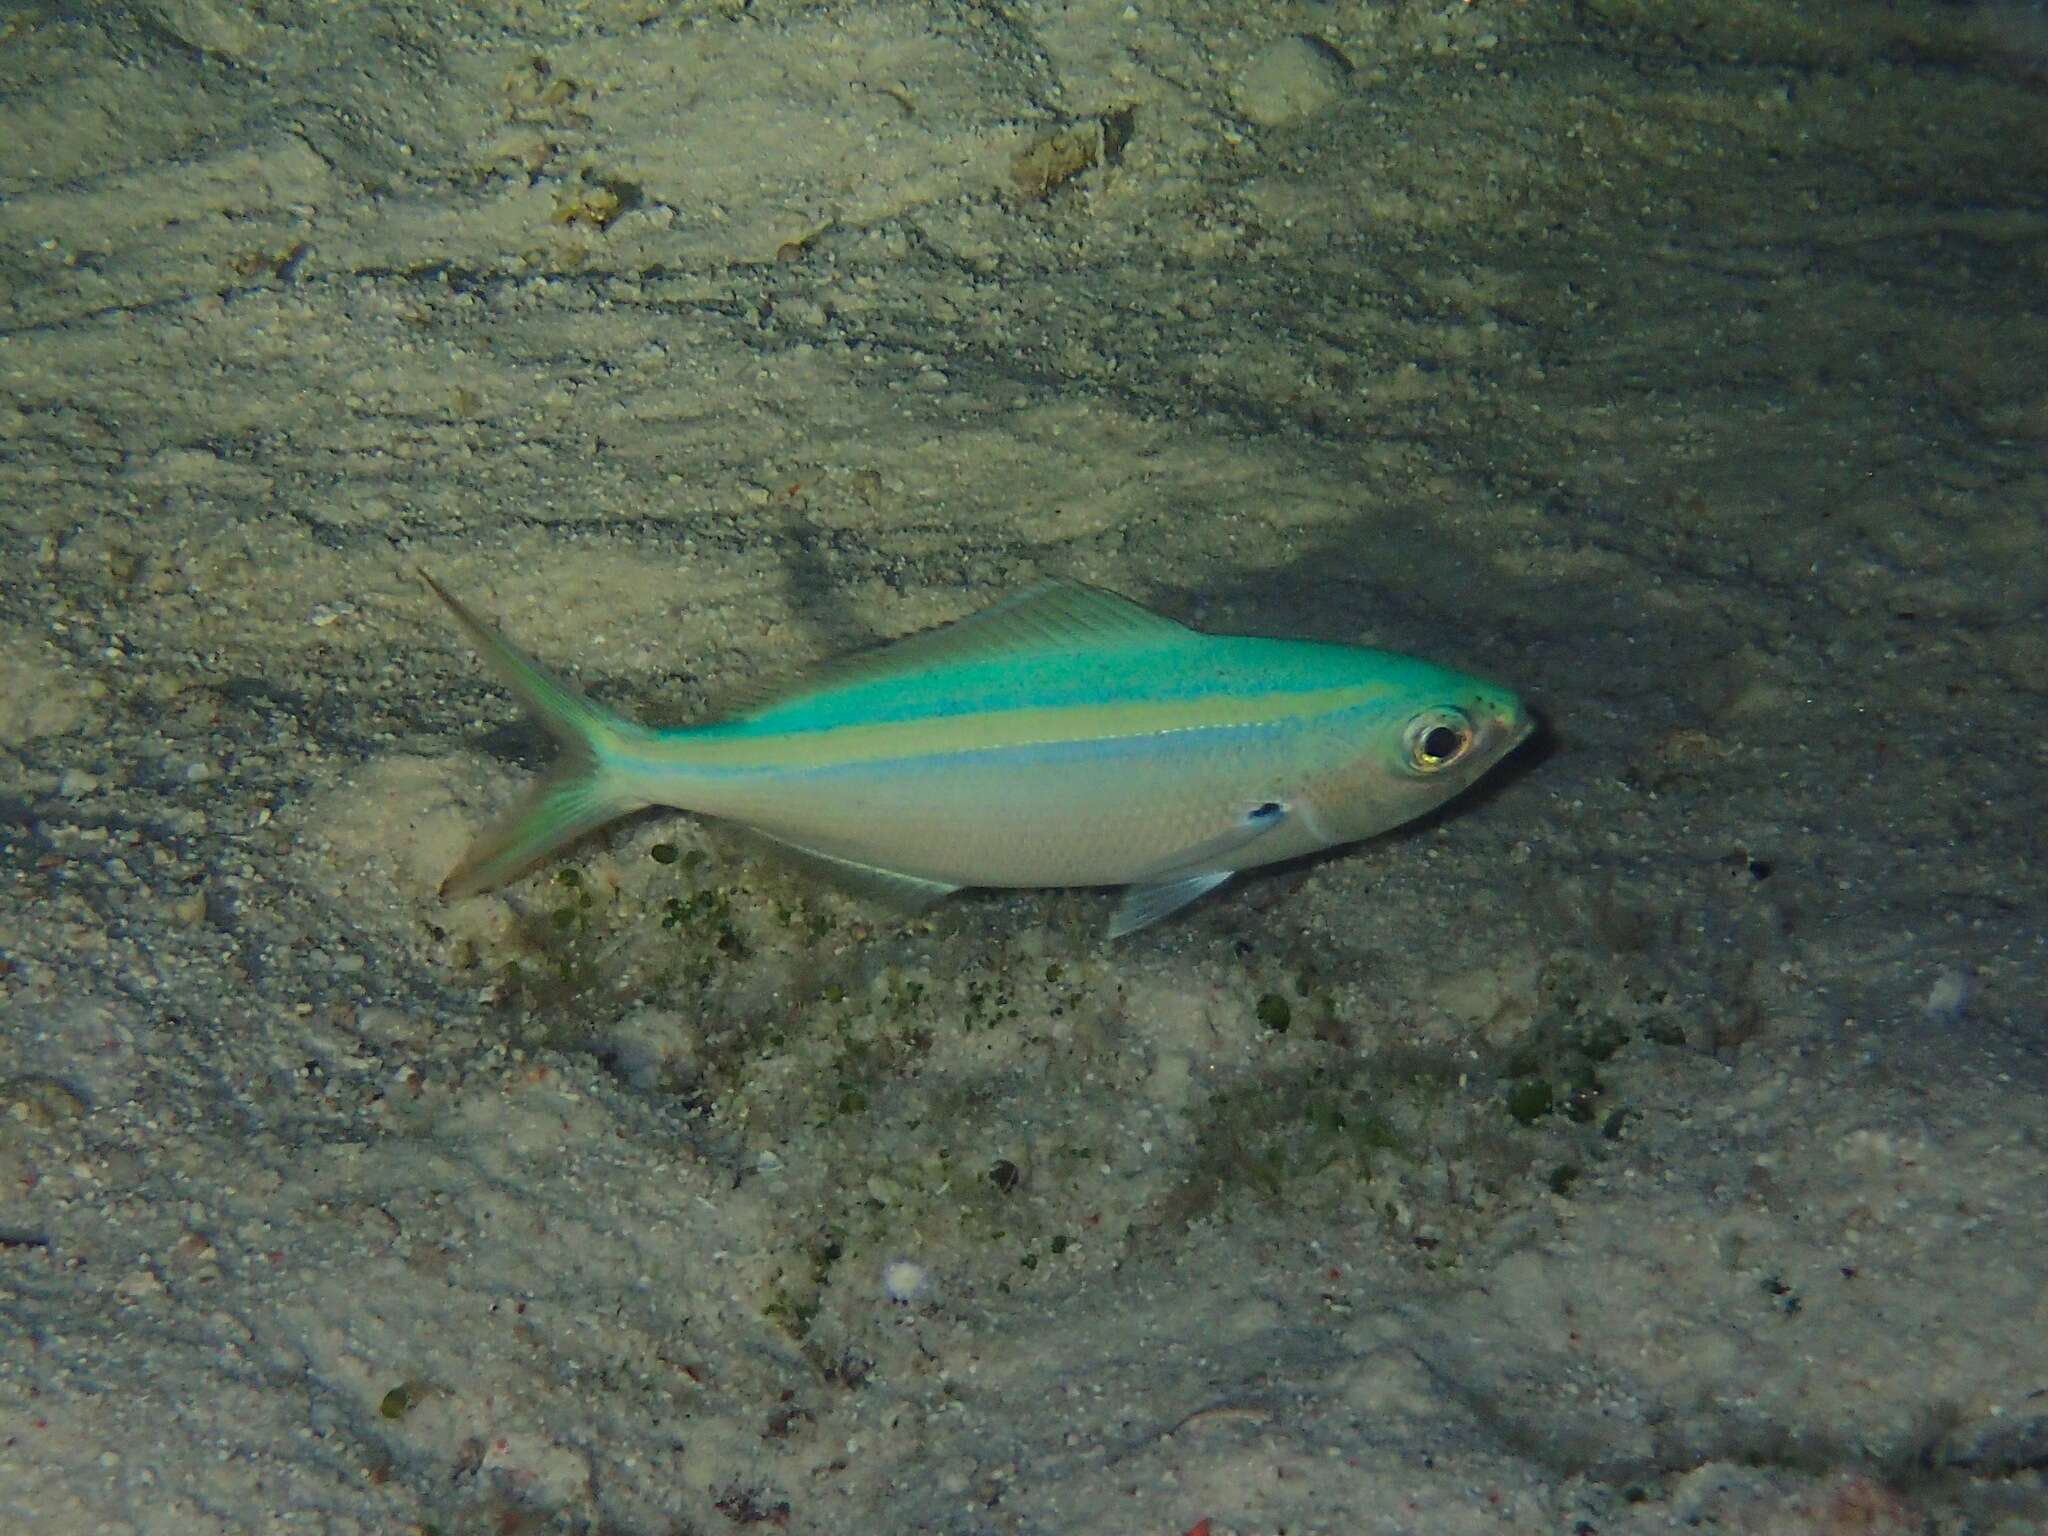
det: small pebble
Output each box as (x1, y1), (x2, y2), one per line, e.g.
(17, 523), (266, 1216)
(1923, 968), (1969, 1022)
(1235, 35), (1351, 127)
(881, 1259), (930, 1305)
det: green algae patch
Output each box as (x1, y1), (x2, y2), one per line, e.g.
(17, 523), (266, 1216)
(438, 818), (1676, 1356)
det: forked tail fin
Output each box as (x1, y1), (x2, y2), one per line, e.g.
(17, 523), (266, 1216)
(421, 571), (649, 899)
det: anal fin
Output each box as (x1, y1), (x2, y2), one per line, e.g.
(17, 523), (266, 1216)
(744, 830), (962, 915)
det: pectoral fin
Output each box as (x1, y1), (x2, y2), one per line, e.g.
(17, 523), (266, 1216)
(1109, 800), (1292, 938)
(1111, 871), (1236, 938)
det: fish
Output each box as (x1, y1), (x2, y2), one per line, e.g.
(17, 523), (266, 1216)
(422, 572), (1531, 937)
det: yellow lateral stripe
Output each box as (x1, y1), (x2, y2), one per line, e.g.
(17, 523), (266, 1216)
(628, 682), (1396, 775)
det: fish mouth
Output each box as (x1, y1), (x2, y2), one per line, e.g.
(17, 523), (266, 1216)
(1491, 698), (1536, 755)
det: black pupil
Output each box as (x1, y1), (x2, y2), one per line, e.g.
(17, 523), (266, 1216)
(1420, 725), (1464, 762)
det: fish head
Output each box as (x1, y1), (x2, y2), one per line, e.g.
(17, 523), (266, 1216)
(1299, 661), (1532, 844)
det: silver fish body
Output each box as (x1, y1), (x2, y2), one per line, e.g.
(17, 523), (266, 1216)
(426, 575), (1531, 935)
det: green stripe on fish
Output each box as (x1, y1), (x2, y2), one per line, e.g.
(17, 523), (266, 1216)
(423, 572), (1531, 937)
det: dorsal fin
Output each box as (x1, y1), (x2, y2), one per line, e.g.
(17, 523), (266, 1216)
(712, 581), (1192, 721)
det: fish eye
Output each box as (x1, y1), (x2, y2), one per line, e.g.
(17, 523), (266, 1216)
(1405, 710), (1474, 772)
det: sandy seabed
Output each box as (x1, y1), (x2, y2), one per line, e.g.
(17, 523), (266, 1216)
(1, 2), (2043, 1532)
